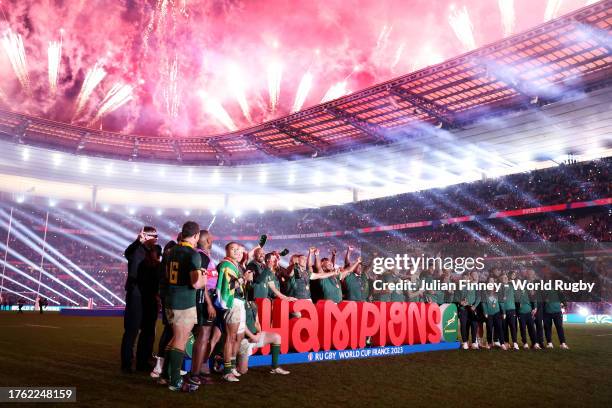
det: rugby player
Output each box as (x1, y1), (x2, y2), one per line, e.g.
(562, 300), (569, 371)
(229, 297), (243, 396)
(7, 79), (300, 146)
(237, 295), (290, 376)
(187, 230), (217, 386)
(161, 222), (206, 392)
(215, 242), (246, 382)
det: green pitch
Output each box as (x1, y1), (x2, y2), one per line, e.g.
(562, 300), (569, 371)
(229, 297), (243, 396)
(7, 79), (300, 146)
(0, 311), (611, 407)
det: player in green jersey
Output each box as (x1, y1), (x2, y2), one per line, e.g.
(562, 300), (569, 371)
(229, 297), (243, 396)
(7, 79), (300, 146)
(161, 221), (207, 392)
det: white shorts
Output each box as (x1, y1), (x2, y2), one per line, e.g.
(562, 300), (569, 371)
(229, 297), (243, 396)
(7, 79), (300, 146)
(165, 307), (197, 326)
(225, 298), (246, 333)
(239, 336), (266, 357)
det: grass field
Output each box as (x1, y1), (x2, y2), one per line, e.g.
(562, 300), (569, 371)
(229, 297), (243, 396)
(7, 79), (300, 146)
(0, 312), (611, 408)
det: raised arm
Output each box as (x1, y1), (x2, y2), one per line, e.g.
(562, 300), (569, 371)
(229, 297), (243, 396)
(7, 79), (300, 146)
(344, 246), (352, 268)
(339, 257), (361, 280)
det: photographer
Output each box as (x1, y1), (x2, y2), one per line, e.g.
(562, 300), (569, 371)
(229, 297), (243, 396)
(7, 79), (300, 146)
(120, 226), (161, 373)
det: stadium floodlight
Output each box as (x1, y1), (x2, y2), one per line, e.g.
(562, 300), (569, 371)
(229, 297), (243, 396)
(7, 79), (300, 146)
(77, 202), (84, 210)
(48, 199), (57, 207)
(0, 259), (77, 304)
(259, 171), (268, 184)
(52, 152), (62, 167)
(578, 306), (590, 317)
(156, 209), (163, 216)
(15, 207), (126, 261)
(184, 210), (191, 216)
(0, 213), (120, 305)
(0, 240), (87, 304)
(21, 147), (29, 161)
(1, 273), (60, 305)
(0, 285), (35, 302)
(128, 208), (136, 215)
(258, 207), (265, 214)
(16, 195), (25, 203)
(79, 157), (89, 173)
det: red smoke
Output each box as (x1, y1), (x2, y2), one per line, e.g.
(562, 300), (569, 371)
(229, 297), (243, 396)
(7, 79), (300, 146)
(0, 0), (591, 137)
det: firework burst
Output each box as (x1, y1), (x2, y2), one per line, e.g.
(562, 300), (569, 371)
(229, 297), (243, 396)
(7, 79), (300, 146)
(202, 93), (237, 131)
(89, 83), (134, 125)
(74, 61), (107, 119)
(162, 54), (180, 118)
(1, 29), (30, 93)
(267, 60), (283, 113)
(498, 0), (516, 37)
(228, 63), (252, 122)
(544, 0), (563, 21)
(448, 4), (476, 51)
(48, 30), (63, 96)
(321, 80), (348, 103)
(292, 71), (314, 113)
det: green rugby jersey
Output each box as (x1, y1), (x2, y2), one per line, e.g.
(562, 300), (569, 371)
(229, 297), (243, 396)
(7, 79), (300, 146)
(245, 300), (259, 335)
(345, 272), (365, 301)
(286, 265), (312, 299)
(164, 242), (201, 310)
(321, 275), (342, 303)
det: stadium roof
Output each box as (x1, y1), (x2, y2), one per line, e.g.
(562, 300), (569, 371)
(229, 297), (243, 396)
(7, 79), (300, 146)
(0, 1), (610, 165)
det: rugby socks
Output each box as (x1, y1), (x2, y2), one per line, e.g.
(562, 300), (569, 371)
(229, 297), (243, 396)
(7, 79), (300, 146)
(161, 346), (171, 379)
(167, 348), (185, 387)
(271, 344), (280, 368)
(231, 358), (237, 370)
(224, 360), (233, 375)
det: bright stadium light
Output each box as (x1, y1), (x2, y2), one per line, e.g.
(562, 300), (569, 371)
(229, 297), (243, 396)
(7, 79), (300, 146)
(79, 157), (89, 173)
(0, 211), (121, 305)
(52, 153), (62, 167)
(184, 210), (191, 216)
(16, 195), (25, 203)
(49, 199), (57, 207)
(128, 208), (136, 215)
(77, 202), (84, 210)
(21, 147), (30, 161)
(132, 164), (139, 174)
(578, 306), (590, 317)
(103, 205), (109, 212)
(156, 209), (163, 216)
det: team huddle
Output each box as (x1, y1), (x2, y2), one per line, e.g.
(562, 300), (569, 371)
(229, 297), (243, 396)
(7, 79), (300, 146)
(120, 221), (569, 393)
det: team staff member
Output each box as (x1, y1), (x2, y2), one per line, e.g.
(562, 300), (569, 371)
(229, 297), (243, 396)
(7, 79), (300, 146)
(527, 269), (545, 347)
(544, 288), (569, 349)
(457, 273), (481, 350)
(215, 242), (245, 382)
(188, 230), (217, 385)
(482, 277), (507, 350)
(516, 281), (540, 349)
(162, 222), (206, 392)
(121, 226), (161, 373)
(500, 273), (519, 350)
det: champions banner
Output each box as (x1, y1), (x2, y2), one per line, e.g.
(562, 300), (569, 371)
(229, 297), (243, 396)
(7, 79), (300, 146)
(247, 299), (459, 365)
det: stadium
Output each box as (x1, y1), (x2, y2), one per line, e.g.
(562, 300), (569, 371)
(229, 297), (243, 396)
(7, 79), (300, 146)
(0, 0), (610, 406)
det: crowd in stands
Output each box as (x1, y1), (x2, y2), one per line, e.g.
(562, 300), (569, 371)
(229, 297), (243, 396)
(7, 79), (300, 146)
(0, 159), (609, 307)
